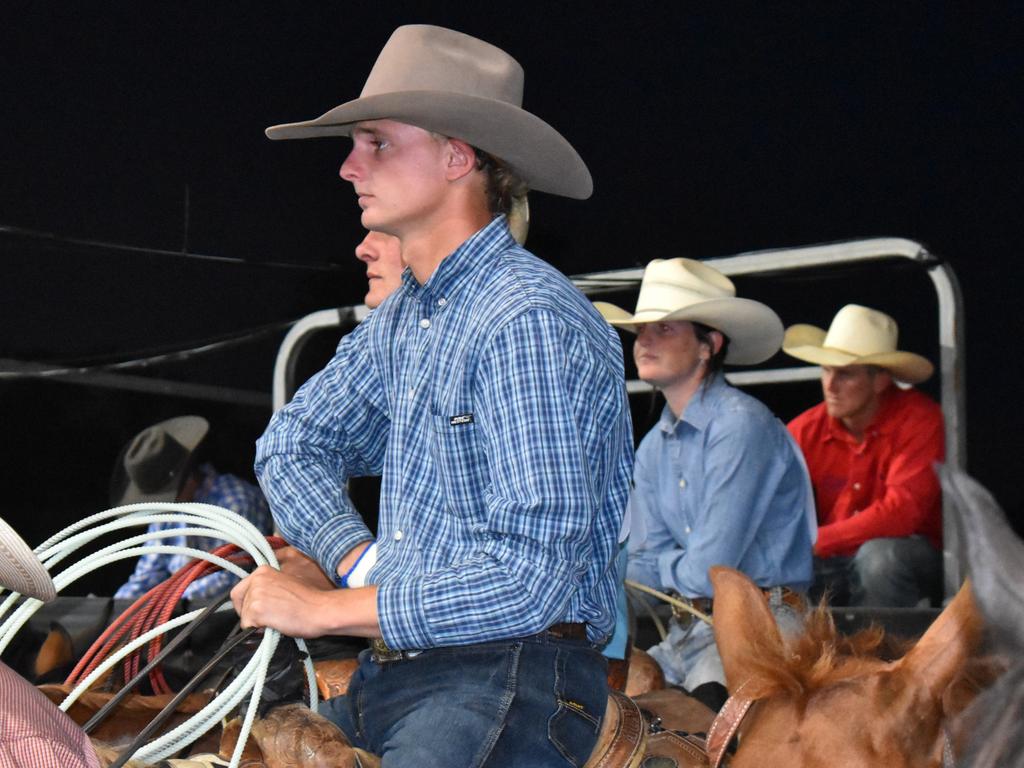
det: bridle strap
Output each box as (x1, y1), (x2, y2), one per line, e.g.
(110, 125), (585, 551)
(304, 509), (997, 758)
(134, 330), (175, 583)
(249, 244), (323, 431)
(705, 683), (756, 768)
(701, 690), (957, 768)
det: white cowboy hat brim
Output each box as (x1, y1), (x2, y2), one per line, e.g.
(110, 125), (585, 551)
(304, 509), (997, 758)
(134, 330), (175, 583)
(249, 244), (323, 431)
(594, 296), (784, 365)
(266, 91), (593, 200)
(783, 324), (934, 384)
(0, 517), (56, 602)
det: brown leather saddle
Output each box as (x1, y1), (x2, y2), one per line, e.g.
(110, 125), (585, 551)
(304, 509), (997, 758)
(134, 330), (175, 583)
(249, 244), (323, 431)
(583, 690), (754, 768)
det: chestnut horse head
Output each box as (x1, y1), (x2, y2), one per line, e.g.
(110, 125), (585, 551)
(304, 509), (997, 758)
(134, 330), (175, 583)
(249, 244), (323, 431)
(709, 565), (983, 768)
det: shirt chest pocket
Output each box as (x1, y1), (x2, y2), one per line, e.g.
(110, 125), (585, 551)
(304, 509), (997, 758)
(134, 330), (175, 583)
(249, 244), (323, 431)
(430, 412), (488, 519)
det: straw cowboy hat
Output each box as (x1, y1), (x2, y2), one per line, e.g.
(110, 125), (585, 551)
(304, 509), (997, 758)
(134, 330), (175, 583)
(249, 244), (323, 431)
(265, 24), (592, 200)
(783, 304), (934, 384)
(0, 516), (56, 602)
(110, 416), (209, 507)
(593, 258), (784, 365)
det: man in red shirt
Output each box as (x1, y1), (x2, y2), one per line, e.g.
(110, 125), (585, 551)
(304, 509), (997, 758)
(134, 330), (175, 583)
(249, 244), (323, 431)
(784, 304), (944, 607)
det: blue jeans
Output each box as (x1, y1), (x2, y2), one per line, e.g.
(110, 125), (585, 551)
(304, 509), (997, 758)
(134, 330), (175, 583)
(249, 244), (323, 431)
(812, 536), (943, 607)
(319, 634), (608, 767)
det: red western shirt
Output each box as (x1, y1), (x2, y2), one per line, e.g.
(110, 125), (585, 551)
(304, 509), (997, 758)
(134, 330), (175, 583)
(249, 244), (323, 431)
(787, 387), (944, 559)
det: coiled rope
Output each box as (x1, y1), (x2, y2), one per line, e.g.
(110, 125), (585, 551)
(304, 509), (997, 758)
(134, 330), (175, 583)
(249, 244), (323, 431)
(0, 502), (318, 767)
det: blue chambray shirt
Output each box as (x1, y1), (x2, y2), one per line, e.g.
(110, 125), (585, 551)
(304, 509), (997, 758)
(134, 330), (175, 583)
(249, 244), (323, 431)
(256, 217), (633, 649)
(627, 375), (814, 598)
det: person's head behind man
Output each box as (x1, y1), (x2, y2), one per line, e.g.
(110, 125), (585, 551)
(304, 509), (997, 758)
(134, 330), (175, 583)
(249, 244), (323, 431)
(355, 230), (403, 309)
(594, 258), (783, 414)
(783, 304), (934, 439)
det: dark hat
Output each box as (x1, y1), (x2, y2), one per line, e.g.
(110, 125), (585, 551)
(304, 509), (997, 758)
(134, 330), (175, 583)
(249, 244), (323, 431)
(110, 416), (209, 506)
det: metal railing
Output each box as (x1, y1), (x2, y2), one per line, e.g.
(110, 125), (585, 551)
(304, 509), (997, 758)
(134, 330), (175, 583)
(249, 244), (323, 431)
(272, 237), (966, 597)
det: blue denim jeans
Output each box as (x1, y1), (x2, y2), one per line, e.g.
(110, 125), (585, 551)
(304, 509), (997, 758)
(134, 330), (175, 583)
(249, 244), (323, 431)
(812, 536), (943, 607)
(319, 634), (608, 767)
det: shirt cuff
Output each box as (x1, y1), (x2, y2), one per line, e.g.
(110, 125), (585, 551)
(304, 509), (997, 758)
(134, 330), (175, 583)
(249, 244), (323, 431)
(658, 548), (707, 598)
(377, 579), (433, 649)
(310, 518), (374, 585)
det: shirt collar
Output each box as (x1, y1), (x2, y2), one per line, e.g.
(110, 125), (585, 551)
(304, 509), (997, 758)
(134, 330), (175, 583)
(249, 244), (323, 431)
(658, 373), (729, 434)
(402, 215), (513, 305)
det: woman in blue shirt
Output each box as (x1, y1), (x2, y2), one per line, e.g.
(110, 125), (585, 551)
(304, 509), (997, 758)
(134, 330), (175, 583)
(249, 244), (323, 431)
(595, 258), (815, 690)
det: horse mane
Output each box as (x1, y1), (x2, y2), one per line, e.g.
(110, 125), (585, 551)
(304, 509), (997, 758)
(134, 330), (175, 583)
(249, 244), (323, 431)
(737, 601), (894, 701)
(735, 600), (995, 712)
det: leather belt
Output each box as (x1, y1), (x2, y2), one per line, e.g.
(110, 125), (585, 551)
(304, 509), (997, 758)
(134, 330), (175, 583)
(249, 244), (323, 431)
(369, 638), (421, 664)
(370, 621), (588, 664)
(672, 587), (804, 625)
(544, 621), (588, 641)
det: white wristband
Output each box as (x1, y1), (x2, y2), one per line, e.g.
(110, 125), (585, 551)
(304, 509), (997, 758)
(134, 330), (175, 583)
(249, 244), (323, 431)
(342, 542), (378, 588)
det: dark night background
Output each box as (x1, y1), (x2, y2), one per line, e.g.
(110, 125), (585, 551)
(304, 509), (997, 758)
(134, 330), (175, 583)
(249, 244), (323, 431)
(1, 2), (1021, 595)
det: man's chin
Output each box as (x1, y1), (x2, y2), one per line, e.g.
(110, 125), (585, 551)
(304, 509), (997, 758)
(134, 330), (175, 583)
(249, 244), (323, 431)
(825, 404), (846, 419)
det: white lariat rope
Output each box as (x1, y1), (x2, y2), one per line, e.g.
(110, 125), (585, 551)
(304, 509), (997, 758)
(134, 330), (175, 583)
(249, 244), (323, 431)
(0, 502), (318, 767)
(624, 578), (714, 637)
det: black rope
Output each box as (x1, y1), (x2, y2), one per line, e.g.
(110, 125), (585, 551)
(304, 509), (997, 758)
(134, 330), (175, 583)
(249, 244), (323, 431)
(82, 593), (232, 735)
(108, 626), (259, 768)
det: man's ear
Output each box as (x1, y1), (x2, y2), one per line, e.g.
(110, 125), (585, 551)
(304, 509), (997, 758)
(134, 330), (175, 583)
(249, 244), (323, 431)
(708, 330), (725, 357)
(444, 138), (477, 182)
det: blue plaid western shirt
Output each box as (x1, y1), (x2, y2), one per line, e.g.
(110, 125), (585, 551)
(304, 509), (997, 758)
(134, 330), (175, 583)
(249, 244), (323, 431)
(256, 217), (633, 649)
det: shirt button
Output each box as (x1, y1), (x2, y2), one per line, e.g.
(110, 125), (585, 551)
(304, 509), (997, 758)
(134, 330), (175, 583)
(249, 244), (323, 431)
(408, 388), (415, 399)
(853, 482), (862, 490)
(438, 297), (447, 307)
(678, 479), (687, 489)
(684, 526), (691, 534)
(394, 530), (404, 541)
(419, 318), (431, 329)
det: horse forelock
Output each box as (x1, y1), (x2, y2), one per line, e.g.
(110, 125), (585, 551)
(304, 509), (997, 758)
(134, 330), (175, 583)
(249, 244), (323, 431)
(729, 605), (995, 768)
(739, 603), (890, 702)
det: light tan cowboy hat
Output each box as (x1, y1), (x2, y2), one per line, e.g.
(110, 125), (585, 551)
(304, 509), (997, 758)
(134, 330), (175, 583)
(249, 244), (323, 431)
(782, 304), (934, 384)
(593, 258), (784, 365)
(265, 24), (592, 200)
(110, 416), (209, 507)
(0, 516), (56, 601)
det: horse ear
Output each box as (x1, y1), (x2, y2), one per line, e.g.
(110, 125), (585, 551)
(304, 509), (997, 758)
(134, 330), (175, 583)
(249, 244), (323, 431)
(710, 566), (783, 693)
(895, 579), (983, 698)
(939, 465), (1024, 649)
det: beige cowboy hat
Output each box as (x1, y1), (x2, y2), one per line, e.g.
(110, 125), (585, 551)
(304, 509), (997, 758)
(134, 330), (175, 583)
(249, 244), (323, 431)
(265, 24), (592, 200)
(0, 516), (56, 602)
(110, 416), (209, 507)
(783, 304), (934, 384)
(593, 258), (784, 365)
